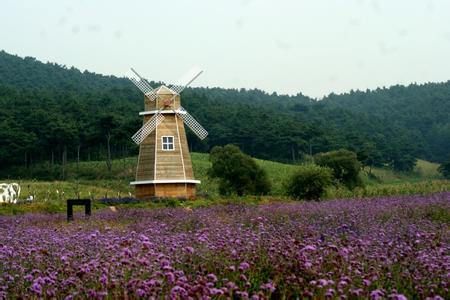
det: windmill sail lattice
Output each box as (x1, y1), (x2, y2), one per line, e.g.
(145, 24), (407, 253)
(170, 66), (203, 95)
(131, 113), (165, 144)
(176, 106), (208, 140)
(126, 68), (158, 101)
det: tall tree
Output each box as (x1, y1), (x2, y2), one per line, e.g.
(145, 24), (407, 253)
(97, 114), (119, 172)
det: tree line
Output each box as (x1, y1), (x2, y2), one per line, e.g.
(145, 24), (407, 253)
(0, 50), (449, 173)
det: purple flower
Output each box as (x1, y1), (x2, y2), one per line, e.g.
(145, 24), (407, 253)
(325, 288), (335, 297)
(30, 282), (41, 295)
(100, 273), (108, 286)
(207, 273), (218, 282)
(0, 192), (448, 298)
(24, 274), (33, 281)
(209, 288), (224, 296)
(239, 262), (250, 271)
(301, 245), (317, 252)
(389, 294), (408, 300)
(370, 289), (385, 299)
(136, 289), (146, 297)
(170, 285), (187, 298)
(165, 272), (175, 284)
(260, 282), (276, 293)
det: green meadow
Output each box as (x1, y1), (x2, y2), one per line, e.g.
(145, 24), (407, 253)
(1, 153), (449, 215)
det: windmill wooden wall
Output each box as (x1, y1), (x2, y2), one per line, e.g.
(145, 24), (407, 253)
(135, 183), (196, 199)
(133, 86), (198, 199)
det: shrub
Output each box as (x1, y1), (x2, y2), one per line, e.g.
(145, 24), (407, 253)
(208, 145), (271, 196)
(285, 164), (333, 200)
(314, 149), (362, 189)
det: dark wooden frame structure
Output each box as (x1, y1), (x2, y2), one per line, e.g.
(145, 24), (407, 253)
(67, 199), (91, 221)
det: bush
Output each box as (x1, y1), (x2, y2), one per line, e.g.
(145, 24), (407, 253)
(314, 149), (362, 189)
(208, 145), (271, 196)
(285, 164), (333, 200)
(438, 159), (450, 179)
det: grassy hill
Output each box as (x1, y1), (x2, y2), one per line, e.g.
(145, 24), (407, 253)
(365, 159), (442, 183)
(1, 153), (299, 199)
(1, 153), (449, 215)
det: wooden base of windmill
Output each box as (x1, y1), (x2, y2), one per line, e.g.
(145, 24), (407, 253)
(134, 182), (197, 200)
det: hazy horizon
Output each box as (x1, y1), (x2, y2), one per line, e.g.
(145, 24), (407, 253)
(1, 0), (450, 98)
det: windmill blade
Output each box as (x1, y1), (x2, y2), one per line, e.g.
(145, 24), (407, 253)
(126, 68), (158, 101)
(176, 106), (208, 140)
(131, 113), (165, 144)
(169, 66), (203, 95)
(128, 68), (157, 100)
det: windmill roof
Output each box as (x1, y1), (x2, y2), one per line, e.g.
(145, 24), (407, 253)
(155, 85), (177, 95)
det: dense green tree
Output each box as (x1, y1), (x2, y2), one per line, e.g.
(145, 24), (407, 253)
(0, 119), (37, 166)
(0, 50), (450, 175)
(284, 164), (333, 200)
(208, 145), (271, 196)
(314, 149), (362, 189)
(97, 114), (120, 172)
(356, 142), (383, 174)
(391, 154), (417, 172)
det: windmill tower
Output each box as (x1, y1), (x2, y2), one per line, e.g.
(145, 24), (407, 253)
(126, 67), (208, 199)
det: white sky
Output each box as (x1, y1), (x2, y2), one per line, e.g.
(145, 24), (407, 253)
(1, 0), (450, 98)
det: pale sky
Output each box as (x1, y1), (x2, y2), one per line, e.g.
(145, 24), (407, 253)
(1, 0), (450, 98)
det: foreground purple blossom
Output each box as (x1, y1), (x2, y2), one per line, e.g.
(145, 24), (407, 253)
(0, 193), (449, 299)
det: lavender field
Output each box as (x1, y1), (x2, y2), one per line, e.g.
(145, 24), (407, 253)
(0, 193), (449, 299)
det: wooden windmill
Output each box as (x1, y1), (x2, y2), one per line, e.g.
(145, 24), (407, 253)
(126, 67), (208, 199)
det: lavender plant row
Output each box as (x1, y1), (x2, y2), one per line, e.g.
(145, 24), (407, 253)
(0, 193), (449, 299)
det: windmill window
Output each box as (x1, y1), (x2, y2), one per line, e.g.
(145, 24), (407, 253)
(161, 136), (174, 151)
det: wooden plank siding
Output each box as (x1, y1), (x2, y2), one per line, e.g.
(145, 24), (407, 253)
(178, 120), (195, 179)
(134, 86), (198, 199)
(136, 127), (156, 181)
(135, 183), (196, 199)
(155, 114), (185, 179)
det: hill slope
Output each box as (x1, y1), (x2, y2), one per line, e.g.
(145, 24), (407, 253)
(322, 85), (450, 162)
(1, 153), (447, 209)
(0, 50), (449, 170)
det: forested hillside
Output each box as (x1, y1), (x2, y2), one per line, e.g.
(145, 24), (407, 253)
(322, 85), (450, 163)
(0, 50), (449, 171)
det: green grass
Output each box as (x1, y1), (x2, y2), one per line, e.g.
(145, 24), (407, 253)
(326, 180), (450, 199)
(0, 153), (448, 215)
(361, 159), (442, 184)
(414, 159), (442, 178)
